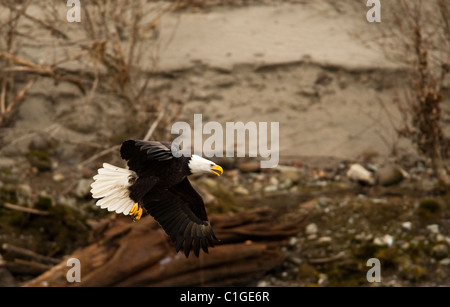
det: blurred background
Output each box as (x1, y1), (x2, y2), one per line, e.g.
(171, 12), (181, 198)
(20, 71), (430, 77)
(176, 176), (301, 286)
(0, 0), (449, 287)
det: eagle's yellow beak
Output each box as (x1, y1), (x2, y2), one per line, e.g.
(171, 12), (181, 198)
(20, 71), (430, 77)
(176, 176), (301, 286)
(210, 165), (223, 177)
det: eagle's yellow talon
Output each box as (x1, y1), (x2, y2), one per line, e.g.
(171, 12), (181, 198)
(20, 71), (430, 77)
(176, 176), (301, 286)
(130, 202), (139, 215)
(130, 203), (142, 222)
(136, 207), (143, 220)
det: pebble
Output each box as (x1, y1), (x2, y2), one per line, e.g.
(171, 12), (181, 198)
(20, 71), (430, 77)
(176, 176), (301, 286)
(16, 184), (32, 199)
(427, 224), (440, 234)
(374, 234), (394, 246)
(279, 179), (293, 189)
(278, 167), (301, 183)
(307, 234), (318, 240)
(263, 186), (277, 193)
(257, 280), (269, 287)
(289, 256), (303, 265)
(317, 236), (332, 243)
(401, 221), (412, 231)
(318, 273), (328, 286)
(439, 258), (450, 266)
(53, 173), (66, 182)
(435, 234), (446, 243)
(318, 197), (329, 207)
(28, 134), (53, 152)
(234, 186), (249, 195)
(377, 164), (408, 187)
(288, 237), (298, 246)
(305, 223), (318, 235)
(269, 177), (279, 186)
(431, 244), (448, 260)
(401, 242), (410, 250)
(346, 163), (375, 185)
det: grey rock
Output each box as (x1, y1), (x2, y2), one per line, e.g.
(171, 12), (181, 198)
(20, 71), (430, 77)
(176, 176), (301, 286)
(431, 244), (448, 260)
(28, 134), (53, 152)
(377, 164), (409, 187)
(26, 151), (52, 172)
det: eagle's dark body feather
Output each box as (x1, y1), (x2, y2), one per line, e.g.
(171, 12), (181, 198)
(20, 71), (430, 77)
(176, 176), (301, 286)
(119, 140), (218, 257)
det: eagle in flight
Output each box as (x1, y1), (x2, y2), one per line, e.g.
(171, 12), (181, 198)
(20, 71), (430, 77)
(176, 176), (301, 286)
(90, 140), (223, 257)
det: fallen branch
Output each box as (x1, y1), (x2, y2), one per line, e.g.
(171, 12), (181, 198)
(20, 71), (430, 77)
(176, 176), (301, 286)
(3, 202), (50, 216)
(2, 244), (60, 265)
(307, 251), (347, 264)
(24, 206), (307, 287)
(0, 259), (52, 276)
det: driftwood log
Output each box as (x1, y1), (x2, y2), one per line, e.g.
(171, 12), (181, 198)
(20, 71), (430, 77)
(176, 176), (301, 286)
(24, 206), (308, 287)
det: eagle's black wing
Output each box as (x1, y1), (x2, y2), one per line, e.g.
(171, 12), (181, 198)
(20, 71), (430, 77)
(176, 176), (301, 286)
(142, 178), (218, 257)
(120, 140), (181, 173)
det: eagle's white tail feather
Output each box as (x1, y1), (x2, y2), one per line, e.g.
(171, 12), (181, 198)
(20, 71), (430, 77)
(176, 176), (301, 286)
(90, 163), (137, 216)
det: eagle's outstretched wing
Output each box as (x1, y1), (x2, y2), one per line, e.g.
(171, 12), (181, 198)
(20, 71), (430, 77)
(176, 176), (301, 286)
(142, 178), (218, 257)
(120, 140), (181, 173)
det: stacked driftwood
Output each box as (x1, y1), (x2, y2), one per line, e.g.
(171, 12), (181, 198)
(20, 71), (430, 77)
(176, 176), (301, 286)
(23, 206), (307, 287)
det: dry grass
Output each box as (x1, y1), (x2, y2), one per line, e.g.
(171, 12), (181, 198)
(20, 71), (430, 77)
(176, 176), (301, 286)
(0, 0), (185, 165)
(373, 0), (450, 186)
(0, 1), (179, 123)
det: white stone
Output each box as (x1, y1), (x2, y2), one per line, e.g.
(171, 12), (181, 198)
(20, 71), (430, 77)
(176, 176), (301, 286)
(427, 224), (440, 234)
(305, 223), (318, 235)
(401, 221), (412, 231)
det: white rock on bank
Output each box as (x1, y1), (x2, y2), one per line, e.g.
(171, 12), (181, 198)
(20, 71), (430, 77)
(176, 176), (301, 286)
(346, 163), (375, 185)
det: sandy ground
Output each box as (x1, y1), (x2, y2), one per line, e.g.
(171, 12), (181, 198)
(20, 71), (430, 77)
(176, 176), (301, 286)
(0, 0), (422, 163)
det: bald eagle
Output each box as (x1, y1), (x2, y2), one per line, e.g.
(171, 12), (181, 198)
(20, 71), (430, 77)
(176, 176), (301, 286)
(90, 140), (223, 257)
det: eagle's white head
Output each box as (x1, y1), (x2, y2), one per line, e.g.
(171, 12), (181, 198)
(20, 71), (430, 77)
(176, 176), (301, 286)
(188, 155), (223, 176)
